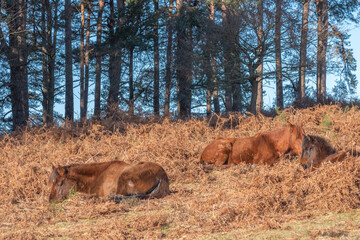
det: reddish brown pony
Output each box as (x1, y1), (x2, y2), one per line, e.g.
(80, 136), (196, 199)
(198, 123), (304, 165)
(49, 161), (170, 202)
(300, 135), (346, 170)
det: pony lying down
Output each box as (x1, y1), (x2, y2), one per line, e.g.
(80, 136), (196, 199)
(198, 123), (304, 166)
(49, 161), (170, 203)
(300, 135), (350, 170)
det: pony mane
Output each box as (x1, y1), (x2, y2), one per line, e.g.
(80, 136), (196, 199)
(304, 135), (336, 154)
(294, 124), (303, 139)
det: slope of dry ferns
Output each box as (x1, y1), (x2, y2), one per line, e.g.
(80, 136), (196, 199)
(1, 105), (360, 239)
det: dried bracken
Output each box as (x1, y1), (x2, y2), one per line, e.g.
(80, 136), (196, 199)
(1, 105), (360, 238)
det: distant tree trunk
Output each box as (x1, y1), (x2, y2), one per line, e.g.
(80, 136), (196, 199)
(206, 81), (211, 118)
(94, 0), (104, 117)
(204, 0), (219, 116)
(153, 0), (160, 117)
(316, 0), (328, 103)
(107, 0), (124, 109)
(65, 0), (74, 121)
(232, 81), (242, 112)
(2, 0), (30, 130)
(221, 0), (232, 112)
(212, 55), (220, 114)
(255, 0), (264, 114)
(175, 0), (183, 117)
(80, 0), (85, 120)
(210, 0), (219, 115)
(250, 0), (264, 114)
(221, 0), (242, 113)
(48, 1), (58, 124)
(164, 0), (174, 118)
(175, 0), (192, 119)
(41, 0), (50, 125)
(275, 0), (283, 109)
(204, 3), (212, 117)
(250, 74), (257, 114)
(84, 5), (90, 119)
(129, 47), (135, 115)
(298, 0), (310, 102)
(41, 0), (57, 126)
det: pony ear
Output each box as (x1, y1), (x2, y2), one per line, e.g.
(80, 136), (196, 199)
(306, 135), (312, 142)
(296, 121), (305, 136)
(51, 163), (56, 170)
(57, 166), (66, 176)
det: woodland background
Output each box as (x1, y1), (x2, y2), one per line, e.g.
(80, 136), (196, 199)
(1, 0), (360, 132)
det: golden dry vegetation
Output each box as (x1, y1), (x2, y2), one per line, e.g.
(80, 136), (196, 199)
(1, 105), (360, 239)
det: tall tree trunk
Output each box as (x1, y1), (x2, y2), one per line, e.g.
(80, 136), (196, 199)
(210, 1), (219, 115)
(221, 0), (232, 112)
(164, 0), (174, 118)
(0, 0), (30, 130)
(275, 0), (283, 109)
(80, 0), (85, 120)
(65, 0), (74, 121)
(212, 55), (220, 114)
(206, 81), (211, 118)
(232, 82), (242, 112)
(107, 0), (124, 110)
(298, 0), (310, 102)
(230, 11), (242, 113)
(153, 0), (160, 116)
(221, 0), (242, 113)
(255, 0), (264, 114)
(84, 5), (90, 120)
(41, 0), (57, 126)
(204, 2), (212, 117)
(204, 0), (219, 116)
(41, 0), (50, 125)
(94, 0), (104, 117)
(176, 0), (192, 119)
(7, 0), (29, 130)
(175, 0), (183, 117)
(316, 0), (328, 103)
(48, 0), (58, 124)
(129, 47), (134, 115)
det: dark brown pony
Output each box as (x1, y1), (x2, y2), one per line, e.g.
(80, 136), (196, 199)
(49, 161), (170, 202)
(300, 135), (346, 170)
(199, 123), (304, 165)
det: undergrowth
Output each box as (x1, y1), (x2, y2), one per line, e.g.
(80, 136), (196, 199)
(1, 104), (360, 239)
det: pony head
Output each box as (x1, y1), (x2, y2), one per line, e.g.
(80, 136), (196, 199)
(48, 164), (76, 202)
(299, 135), (336, 169)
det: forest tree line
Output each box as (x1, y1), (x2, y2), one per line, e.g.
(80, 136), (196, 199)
(0, 0), (359, 131)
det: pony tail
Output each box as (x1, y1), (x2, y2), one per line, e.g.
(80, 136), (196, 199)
(198, 152), (204, 164)
(151, 178), (170, 198)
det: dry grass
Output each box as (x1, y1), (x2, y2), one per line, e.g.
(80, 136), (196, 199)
(1, 105), (360, 239)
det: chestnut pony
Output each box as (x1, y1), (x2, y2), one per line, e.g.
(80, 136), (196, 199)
(300, 135), (346, 170)
(199, 123), (304, 165)
(49, 161), (170, 202)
